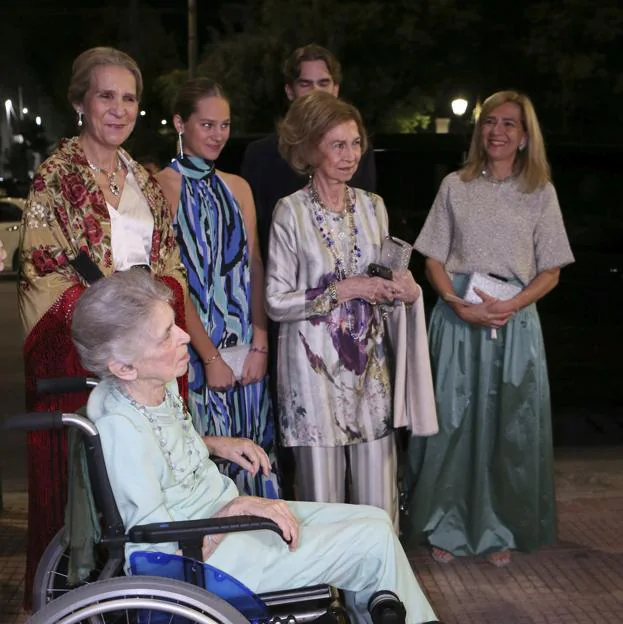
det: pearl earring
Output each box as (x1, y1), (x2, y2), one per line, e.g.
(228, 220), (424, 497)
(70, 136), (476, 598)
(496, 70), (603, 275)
(77, 111), (83, 127)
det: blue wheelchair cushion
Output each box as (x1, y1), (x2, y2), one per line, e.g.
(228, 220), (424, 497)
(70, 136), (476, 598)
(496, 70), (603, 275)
(129, 550), (268, 621)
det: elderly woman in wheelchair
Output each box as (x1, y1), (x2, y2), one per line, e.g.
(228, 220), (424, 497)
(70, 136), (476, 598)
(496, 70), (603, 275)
(66, 268), (438, 624)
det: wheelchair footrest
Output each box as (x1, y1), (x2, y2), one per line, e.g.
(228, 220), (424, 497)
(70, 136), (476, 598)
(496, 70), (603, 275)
(260, 584), (341, 623)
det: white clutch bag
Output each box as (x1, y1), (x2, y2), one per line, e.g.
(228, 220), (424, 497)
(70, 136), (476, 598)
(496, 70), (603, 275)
(464, 273), (522, 304)
(219, 344), (250, 380)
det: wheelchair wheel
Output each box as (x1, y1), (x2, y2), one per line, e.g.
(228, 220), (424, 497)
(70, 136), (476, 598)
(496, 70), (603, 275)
(32, 528), (113, 612)
(27, 575), (249, 624)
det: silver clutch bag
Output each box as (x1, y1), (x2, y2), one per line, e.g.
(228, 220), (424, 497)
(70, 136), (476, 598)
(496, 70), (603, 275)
(219, 344), (250, 380)
(380, 236), (413, 272)
(464, 273), (522, 304)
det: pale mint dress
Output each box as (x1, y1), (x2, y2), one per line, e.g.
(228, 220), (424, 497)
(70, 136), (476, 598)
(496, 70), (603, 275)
(405, 172), (574, 556)
(88, 378), (437, 624)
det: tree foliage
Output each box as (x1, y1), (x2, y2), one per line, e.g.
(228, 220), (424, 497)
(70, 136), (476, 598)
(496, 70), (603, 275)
(158, 0), (483, 133)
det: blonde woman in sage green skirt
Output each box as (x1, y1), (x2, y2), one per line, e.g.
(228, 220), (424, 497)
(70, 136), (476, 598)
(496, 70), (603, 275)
(404, 91), (574, 568)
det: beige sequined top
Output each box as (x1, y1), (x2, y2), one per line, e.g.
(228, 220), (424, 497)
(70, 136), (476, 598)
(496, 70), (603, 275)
(414, 172), (574, 285)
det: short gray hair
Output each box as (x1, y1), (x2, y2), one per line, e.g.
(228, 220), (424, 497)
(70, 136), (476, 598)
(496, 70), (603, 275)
(72, 270), (172, 378)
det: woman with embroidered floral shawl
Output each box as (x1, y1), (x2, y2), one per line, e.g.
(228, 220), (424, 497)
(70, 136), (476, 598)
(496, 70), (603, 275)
(157, 78), (280, 499)
(265, 91), (422, 527)
(17, 47), (186, 607)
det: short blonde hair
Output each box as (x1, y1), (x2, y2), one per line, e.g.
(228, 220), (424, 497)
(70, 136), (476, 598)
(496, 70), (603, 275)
(278, 91), (368, 176)
(461, 90), (550, 193)
(67, 47), (143, 106)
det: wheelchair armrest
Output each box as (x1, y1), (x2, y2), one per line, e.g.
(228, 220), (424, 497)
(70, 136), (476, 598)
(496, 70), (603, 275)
(128, 515), (287, 544)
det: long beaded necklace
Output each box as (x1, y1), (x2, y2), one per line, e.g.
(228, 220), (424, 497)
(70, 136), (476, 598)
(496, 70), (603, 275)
(308, 182), (361, 279)
(121, 387), (200, 490)
(309, 181), (368, 340)
(88, 154), (123, 196)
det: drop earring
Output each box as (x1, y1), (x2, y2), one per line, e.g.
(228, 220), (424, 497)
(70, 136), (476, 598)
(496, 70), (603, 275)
(177, 131), (184, 158)
(518, 141), (526, 152)
(77, 111), (83, 127)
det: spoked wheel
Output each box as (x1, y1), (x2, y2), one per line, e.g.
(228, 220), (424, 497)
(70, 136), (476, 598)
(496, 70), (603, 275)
(27, 576), (249, 624)
(32, 529), (112, 612)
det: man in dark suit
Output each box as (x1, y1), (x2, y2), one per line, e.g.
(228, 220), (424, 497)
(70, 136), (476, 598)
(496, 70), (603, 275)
(241, 43), (377, 264)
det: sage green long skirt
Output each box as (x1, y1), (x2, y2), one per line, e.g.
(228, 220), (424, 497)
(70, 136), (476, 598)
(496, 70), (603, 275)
(403, 279), (557, 556)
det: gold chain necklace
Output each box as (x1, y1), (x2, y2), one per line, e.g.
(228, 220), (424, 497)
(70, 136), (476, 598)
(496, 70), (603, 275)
(88, 154), (123, 196)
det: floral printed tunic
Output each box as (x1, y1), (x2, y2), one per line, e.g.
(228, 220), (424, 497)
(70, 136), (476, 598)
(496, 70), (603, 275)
(265, 187), (392, 447)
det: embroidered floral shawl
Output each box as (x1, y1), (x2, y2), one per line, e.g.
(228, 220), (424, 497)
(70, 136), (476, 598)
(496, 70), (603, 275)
(19, 136), (186, 332)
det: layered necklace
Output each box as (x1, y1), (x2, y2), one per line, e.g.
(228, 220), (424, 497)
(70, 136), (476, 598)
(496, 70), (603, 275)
(308, 181), (361, 279)
(88, 153), (123, 196)
(121, 387), (200, 490)
(309, 181), (369, 340)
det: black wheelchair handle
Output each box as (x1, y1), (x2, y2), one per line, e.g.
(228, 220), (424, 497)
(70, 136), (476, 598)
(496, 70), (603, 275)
(129, 515), (289, 545)
(36, 376), (98, 395)
(1, 412), (64, 431)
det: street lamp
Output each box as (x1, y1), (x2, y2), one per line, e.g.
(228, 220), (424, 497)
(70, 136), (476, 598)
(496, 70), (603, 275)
(22, 107), (29, 115)
(35, 116), (42, 126)
(451, 97), (468, 117)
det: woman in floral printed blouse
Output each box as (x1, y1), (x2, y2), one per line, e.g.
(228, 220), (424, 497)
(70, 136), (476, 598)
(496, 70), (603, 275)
(17, 46), (186, 608)
(265, 92), (422, 528)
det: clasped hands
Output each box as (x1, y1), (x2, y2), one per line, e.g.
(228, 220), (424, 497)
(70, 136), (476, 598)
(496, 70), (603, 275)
(205, 346), (267, 391)
(451, 287), (516, 328)
(338, 270), (421, 306)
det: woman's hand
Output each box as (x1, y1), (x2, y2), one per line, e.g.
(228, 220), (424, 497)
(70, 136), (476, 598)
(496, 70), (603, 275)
(452, 288), (515, 328)
(201, 532), (226, 560)
(216, 496), (300, 550)
(337, 275), (404, 305)
(204, 436), (272, 476)
(241, 348), (268, 385)
(392, 271), (421, 305)
(205, 358), (236, 391)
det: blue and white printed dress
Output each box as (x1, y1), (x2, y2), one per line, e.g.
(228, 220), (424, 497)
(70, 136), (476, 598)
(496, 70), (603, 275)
(168, 155), (279, 499)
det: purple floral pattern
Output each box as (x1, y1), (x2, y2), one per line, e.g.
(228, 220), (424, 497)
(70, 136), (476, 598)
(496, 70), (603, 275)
(267, 188), (392, 447)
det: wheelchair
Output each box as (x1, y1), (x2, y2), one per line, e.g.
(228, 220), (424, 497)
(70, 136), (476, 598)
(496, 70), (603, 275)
(5, 377), (413, 624)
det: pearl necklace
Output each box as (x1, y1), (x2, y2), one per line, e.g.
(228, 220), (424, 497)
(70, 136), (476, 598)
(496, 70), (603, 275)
(88, 154), (123, 196)
(121, 387), (200, 490)
(308, 182), (361, 279)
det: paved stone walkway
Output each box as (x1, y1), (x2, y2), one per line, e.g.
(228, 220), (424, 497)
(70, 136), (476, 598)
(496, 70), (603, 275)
(1, 448), (622, 623)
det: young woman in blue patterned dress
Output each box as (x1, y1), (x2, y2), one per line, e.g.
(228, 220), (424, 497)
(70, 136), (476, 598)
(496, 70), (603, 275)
(157, 78), (279, 498)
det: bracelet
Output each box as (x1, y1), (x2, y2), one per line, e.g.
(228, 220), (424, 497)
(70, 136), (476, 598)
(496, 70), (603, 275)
(203, 353), (221, 366)
(327, 281), (339, 308)
(250, 345), (268, 355)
